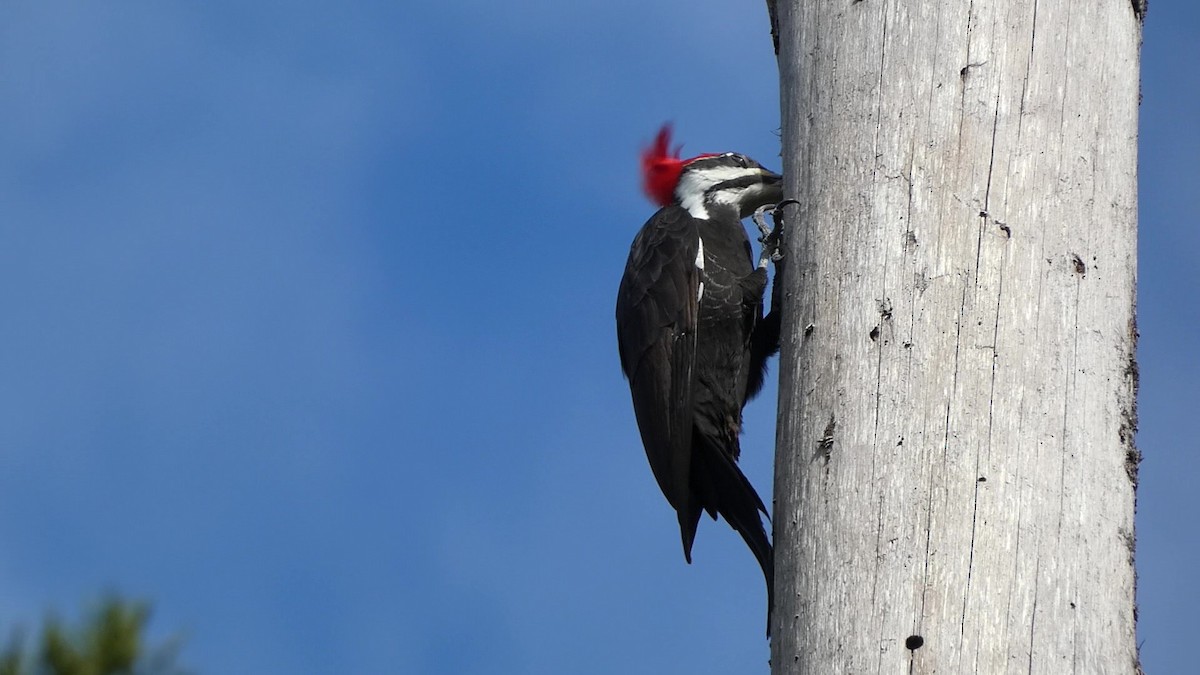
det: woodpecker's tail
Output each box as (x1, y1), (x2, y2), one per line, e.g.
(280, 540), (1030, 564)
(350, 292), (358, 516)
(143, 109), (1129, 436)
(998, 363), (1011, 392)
(682, 432), (774, 635)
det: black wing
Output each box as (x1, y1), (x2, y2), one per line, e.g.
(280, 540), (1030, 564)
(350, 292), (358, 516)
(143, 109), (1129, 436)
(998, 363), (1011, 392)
(616, 206), (700, 522)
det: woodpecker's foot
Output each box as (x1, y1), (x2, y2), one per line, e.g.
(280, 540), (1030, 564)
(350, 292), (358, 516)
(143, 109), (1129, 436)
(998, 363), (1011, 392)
(752, 204), (776, 241)
(772, 199), (800, 220)
(754, 203), (786, 270)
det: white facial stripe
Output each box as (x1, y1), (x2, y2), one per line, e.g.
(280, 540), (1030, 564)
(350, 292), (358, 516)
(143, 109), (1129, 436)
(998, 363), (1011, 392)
(675, 164), (768, 219)
(679, 191), (708, 219)
(712, 182), (777, 208)
(691, 164), (759, 184)
(710, 186), (747, 206)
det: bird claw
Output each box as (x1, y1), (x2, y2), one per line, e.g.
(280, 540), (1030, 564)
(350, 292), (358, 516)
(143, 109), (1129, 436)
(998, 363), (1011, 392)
(754, 201), (797, 269)
(752, 204), (775, 240)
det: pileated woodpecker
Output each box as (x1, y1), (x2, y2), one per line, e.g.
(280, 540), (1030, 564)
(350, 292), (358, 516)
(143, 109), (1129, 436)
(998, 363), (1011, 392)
(616, 125), (783, 617)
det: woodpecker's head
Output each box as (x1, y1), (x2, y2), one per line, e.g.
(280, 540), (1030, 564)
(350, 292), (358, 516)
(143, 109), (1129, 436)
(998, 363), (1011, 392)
(641, 124), (782, 220)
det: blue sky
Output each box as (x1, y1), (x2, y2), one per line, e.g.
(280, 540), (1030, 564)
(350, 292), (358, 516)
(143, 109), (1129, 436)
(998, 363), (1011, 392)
(0, 2), (1194, 673)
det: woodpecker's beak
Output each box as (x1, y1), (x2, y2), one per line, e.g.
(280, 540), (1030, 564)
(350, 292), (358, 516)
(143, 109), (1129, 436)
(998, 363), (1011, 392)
(754, 168), (783, 196)
(760, 169), (783, 193)
(738, 168), (784, 218)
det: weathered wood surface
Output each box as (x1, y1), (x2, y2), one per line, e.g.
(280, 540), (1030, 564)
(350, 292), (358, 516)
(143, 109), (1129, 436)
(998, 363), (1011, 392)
(770, 1), (1142, 673)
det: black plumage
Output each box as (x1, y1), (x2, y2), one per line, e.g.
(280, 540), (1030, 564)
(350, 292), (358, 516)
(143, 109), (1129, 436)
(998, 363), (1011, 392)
(616, 145), (783, 627)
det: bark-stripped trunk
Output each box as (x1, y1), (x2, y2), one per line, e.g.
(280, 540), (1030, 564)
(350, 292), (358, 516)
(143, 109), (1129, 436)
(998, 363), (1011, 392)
(769, 1), (1143, 672)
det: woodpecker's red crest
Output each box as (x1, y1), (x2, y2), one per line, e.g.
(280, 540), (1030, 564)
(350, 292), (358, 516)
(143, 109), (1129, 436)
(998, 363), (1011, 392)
(640, 124), (715, 207)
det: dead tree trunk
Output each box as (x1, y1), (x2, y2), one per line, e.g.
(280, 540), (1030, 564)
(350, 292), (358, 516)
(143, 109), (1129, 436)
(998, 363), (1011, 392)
(769, 1), (1143, 672)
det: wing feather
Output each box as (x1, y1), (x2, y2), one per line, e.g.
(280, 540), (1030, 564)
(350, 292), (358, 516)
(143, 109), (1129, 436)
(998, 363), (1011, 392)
(616, 206), (700, 514)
